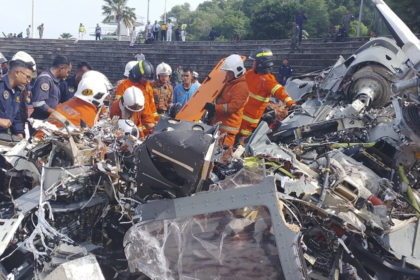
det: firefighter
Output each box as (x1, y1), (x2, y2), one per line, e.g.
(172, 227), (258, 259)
(110, 86), (154, 138)
(34, 71), (112, 138)
(151, 62), (173, 115)
(115, 60), (159, 126)
(203, 54), (249, 147)
(238, 48), (296, 141)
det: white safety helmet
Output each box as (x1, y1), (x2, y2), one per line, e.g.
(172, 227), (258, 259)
(118, 119), (139, 138)
(121, 86), (145, 112)
(156, 62), (172, 76)
(74, 71), (112, 107)
(220, 54), (245, 79)
(11, 51), (36, 71)
(0, 52), (7, 65)
(124, 61), (138, 77)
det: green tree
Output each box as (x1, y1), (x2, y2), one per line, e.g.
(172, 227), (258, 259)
(301, 0), (330, 38)
(215, 9), (250, 40)
(250, 0), (301, 40)
(102, 0), (136, 41)
(165, 3), (191, 24)
(59, 33), (74, 39)
(386, 0), (419, 32)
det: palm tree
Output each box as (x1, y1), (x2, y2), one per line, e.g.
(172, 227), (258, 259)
(59, 33), (74, 39)
(102, 0), (136, 41)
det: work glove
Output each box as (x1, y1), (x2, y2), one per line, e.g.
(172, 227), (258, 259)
(204, 102), (215, 116)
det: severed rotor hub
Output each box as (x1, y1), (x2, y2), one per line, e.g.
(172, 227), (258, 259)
(351, 78), (382, 107)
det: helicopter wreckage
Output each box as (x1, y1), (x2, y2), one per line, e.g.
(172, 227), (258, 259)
(3, 1), (420, 279)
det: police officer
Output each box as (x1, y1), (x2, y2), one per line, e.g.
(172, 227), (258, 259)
(278, 58), (293, 86)
(31, 55), (72, 126)
(59, 61), (92, 103)
(0, 51), (36, 190)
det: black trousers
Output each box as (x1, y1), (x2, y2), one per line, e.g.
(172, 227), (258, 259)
(153, 31), (159, 40)
(96, 33), (101, 40)
(161, 30), (167, 41)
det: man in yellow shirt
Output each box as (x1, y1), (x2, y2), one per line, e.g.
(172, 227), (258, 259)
(161, 22), (167, 41)
(79, 23), (86, 40)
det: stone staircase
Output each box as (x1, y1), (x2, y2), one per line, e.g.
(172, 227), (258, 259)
(0, 37), (370, 83)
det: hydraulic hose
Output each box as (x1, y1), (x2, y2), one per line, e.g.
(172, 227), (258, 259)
(316, 153), (330, 208)
(398, 164), (420, 217)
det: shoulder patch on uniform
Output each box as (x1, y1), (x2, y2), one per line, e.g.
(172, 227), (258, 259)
(68, 86), (75, 93)
(3, 90), (9, 100)
(15, 96), (20, 103)
(82, 89), (93, 96)
(41, 83), (50, 91)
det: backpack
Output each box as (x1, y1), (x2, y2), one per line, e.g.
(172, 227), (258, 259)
(153, 24), (159, 32)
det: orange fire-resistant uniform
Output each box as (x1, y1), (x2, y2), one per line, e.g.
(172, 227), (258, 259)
(115, 79), (160, 122)
(34, 97), (102, 138)
(151, 80), (173, 113)
(212, 75), (249, 146)
(239, 69), (295, 137)
(110, 99), (155, 137)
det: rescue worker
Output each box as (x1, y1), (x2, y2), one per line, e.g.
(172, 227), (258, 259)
(0, 51), (36, 190)
(59, 61), (92, 103)
(238, 48), (296, 141)
(203, 54), (249, 147)
(110, 86), (154, 138)
(34, 71), (112, 138)
(151, 62), (173, 115)
(111, 61), (137, 104)
(114, 60), (158, 130)
(31, 55), (72, 123)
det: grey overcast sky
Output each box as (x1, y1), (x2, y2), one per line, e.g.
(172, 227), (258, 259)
(3, 0), (203, 39)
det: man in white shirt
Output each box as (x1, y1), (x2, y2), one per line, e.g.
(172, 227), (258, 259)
(26, 25), (31, 38)
(167, 20), (175, 41)
(130, 26), (137, 47)
(145, 21), (152, 32)
(192, 71), (201, 87)
(133, 49), (145, 61)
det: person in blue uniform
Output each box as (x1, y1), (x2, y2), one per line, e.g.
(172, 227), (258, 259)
(0, 51), (36, 191)
(31, 55), (72, 123)
(59, 61), (92, 103)
(295, 10), (307, 45)
(278, 58), (293, 86)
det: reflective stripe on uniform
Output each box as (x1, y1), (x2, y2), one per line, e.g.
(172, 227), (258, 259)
(219, 125), (239, 133)
(249, 92), (270, 102)
(242, 115), (260, 124)
(138, 126), (146, 131)
(139, 61), (145, 75)
(223, 104), (228, 114)
(241, 129), (252, 136)
(146, 123), (155, 129)
(271, 84), (282, 96)
(284, 97), (292, 103)
(115, 95), (122, 100)
(153, 112), (159, 117)
(51, 110), (76, 128)
(32, 101), (46, 107)
(256, 52), (272, 57)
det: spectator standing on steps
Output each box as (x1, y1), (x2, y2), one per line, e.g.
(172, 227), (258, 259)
(95, 24), (102, 40)
(26, 25), (31, 38)
(181, 22), (187, 41)
(290, 21), (301, 53)
(79, 23), (86, 40)
(342, 10), (354, 37)
(175, 26), (181, 41)
(37, 24), (44, 39)
(134, 49), (145, 61)
(233, 32), (239, 42)
(175, 65), (182, 85)
(129, 26), (137, 47)
(278, 58), (293, 86)
(209, 27), (217, 41)
(152, 20), (160, 41)
(295, 10), (307, 45)
(167, 20), (174, 41)
(161, 22), (167, 41)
